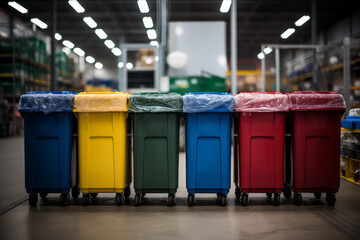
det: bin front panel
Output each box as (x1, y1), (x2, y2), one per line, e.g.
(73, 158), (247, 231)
(292, 111), (341, 192)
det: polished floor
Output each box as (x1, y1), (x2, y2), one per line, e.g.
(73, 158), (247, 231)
(0, 137), (360, 240)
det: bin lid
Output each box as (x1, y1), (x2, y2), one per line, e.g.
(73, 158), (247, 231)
(183, 92), (234, 113)
(129, 93), (182, 112)
(18, 91), (73, 113)
(73, 92), (129, 112)
(288, 91), (346, 111)
(234, 92), (289, 112)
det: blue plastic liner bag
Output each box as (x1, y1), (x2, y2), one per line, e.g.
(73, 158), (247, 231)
(183, 93), (234, 113)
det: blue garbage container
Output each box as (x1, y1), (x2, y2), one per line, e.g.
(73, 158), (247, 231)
(18, 92), (79, 207)
(183, 93), (234, 206)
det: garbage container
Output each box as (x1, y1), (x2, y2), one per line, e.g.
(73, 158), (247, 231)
(183, 93), (234, 206)
(73, 92), (131, 206)
(234, 92), (289, 206)
(18, 92), (78, 207)
(285, 92), (345, 206)
(130, 93), (182, 206)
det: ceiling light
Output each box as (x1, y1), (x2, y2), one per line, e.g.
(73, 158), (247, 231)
(281, 28), (295, 39)
(62, 40), (75, 49)
(95, 29), (107, 39)
(111, 47), (122, 56)
(155, 56), (159, 62)
(85, 56), (95, 64)
(295, 15), (310, 27)
(83, 16), (97, 28)
(146, 29), (157, 40)
(150, 41), (158, 46)
(95, 62), (103, 69)
(264, 47), (273, 55)
(62, 47), (71, 54)
(126, 62), (134, 70)
(55, 33), (62, 41)
(142, 16), (153, 28)
(68, 0), (85, 13)
(30, 18), (48, 29)
(145, 58), (153, 65)
(104, 40), (115, 49)
(8, 1), (28, 14)
(73, 47), (85, 56)
(220, 0), (232, 13)
(257, 52), (265, 60)
(118, 62), (124, 68)
(137, 0), (149, 13)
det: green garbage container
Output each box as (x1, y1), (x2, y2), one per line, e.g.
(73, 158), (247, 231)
(130, 93), (182, 206)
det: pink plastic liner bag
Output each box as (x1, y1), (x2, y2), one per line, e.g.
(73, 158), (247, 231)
(288, 91), (346, 111)
(234, 92), (289, 112)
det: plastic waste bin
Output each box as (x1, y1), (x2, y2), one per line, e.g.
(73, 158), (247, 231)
(183, 93), (234, 206)
(285, 92), (345, 206)
(73, 92), (131, 206)
(130, 93), (182, 206)
(234, 92), (289, 206)
(18, 92), (78, 207)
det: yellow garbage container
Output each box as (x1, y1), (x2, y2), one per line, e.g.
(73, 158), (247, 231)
(73, 92), (130, 206)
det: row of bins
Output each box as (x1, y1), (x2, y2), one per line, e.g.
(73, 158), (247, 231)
(18, 91), (345, 207)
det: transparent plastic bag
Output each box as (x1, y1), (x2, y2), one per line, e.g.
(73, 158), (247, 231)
(234, 92), (289, 112)
(18, 92), (73, 113)
(73, 92), (129, 112)
(129, 93), (182, 112)
(288, 92), (345, 111)
(183, 93), (234, 113)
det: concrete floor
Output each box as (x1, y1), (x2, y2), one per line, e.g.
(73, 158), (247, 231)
(1, 137), (360, 240)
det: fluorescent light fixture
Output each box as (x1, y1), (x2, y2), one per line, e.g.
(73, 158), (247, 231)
(95, 62), (103, 69)
(55, 33), (62, 41)
(30, 18), (48, 29)
(118, 62), (124, 68)
(126, 62), (134, 70)
(104, 40), (115, 49)
(8, 1), (28, 14)
(73, 47), (85, 56)
(295, 15), (310, 27)
(111, 47), (122, 56)
(62, 47), (71, 54)
(146, 29), (157, 40)
(257, 52), (265, 60)
(150, 41), (158, 46)
(137, 0), (149, 13)
(281, 28), (295, 39)
(95, 28), (107, 39)
(68, 0), (85, 13)
(220, 0), (232, 13)
(85, 56), (95, 64)
(62, 40), (75, 49)
(83, 16), (97, 28)
(155, 56), (159, 61)
(264, 47), (273, 55)
(142, 16), (153, 28)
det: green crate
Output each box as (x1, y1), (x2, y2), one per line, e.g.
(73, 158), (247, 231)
(169, 76), (226, 95)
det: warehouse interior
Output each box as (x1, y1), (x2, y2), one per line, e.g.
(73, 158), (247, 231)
(1, 0), (360, 239)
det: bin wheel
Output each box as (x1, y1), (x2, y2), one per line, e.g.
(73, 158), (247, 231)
(217, 193), (221, 204)
(141, 193), (146, 199)
(82, 194), (90, 206)
(124, 186), (131, 200)
(273, 193), (281, 206)
(135, 194), (141, 207)
(241, 193), (249, 206)
(29, 193), (38, 207)
(187, 194), (195, 207)
(40, 193), (48, 199)
(326, 193), (336, 206)
(71, 185), (80, 199)
(168, 194), (175, 207)
(220, 194), (227, 207)
(90, 193), (98, 199)
(294, 193), (302, 206)
(115, 193), (123, 206)
(60, 193), (70, 206)
(314, 192), (322, 199)
(283, 185), (292, 200)
(235, 187), (241, 200)
(266, 193), (273, 200)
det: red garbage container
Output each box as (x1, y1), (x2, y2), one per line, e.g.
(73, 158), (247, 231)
(285, 92), (345, 206)
(234, 93), (289, 206)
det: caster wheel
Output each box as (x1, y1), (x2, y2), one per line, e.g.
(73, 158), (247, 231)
(82, 194), (90, 206)
(294, 193), (302, 206)
(241, 193), (249, 206)
(135, 194), (141, 207)
(124, 186), (131, 200)
(217, 193), (221, 204)
(266, 193), (273, 200)
(187, 194), (195, 207)
(90, 193), (98, 199)
(141, 193), (146, 199)
(115, 193), (123, 206)
(168, 194), (175, 207)
(314, 192), (322, 199)
(220, 194), (227, 207)
(71, 185), (80, 199)
(60, 193), (70, 206)
(283, 185), (292, 200)
(29, 193), (38, 207)
(40, 193), (48, 199)
(273, 193), (281, 206)
(235, 187), (241, 200)
(326, 193), (336, 206)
